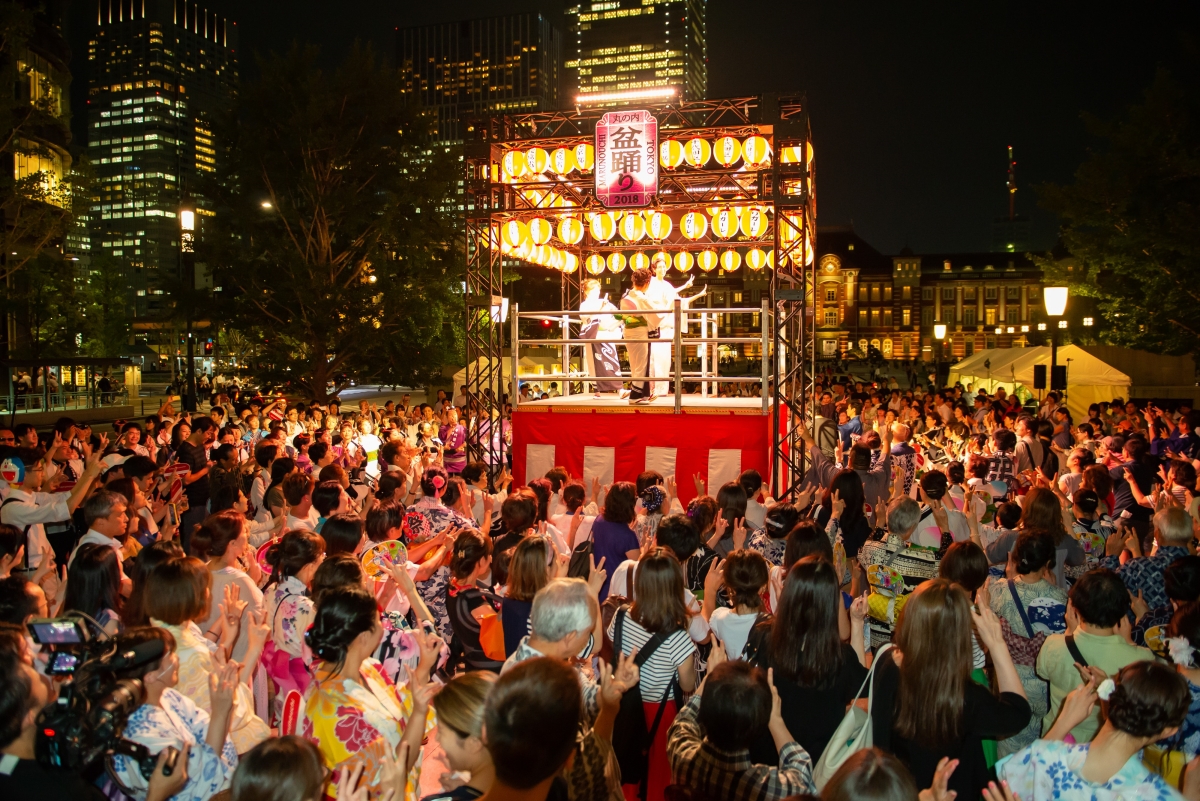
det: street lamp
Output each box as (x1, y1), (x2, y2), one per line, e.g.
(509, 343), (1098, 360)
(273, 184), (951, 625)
(1044, 285), (1068, 396)
(933, 324), (946, 387)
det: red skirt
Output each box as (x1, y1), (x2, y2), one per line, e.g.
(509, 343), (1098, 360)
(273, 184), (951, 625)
(621, 699), (679, 801)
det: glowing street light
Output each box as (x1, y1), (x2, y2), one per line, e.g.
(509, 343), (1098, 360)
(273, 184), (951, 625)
(1043, 286), (1069, 317)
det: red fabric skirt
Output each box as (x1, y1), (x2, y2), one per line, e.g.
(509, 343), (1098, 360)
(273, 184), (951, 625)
(621, 699), (679, 801)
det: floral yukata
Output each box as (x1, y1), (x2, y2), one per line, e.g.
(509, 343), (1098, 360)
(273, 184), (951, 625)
(998, 739), (1185, 801)
(302, 658), (436, 801)
(264, 575), (315, 724)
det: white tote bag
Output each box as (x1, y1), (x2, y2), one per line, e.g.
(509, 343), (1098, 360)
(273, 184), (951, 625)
(811, 643), (892, 790)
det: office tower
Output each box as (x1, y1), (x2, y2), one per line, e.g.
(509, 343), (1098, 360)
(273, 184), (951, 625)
(565, 0), (706, 105)
(86, 0), (236, 330)
(397, 13), (562, 145)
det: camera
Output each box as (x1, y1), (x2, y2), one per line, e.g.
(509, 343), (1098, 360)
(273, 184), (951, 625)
(27, 615), (178, 790)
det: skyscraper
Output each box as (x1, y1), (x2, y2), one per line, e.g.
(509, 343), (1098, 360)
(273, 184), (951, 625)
(397, 13), (562, 145)
(86, 0), (236, 331)
(565, 0), (706, 105)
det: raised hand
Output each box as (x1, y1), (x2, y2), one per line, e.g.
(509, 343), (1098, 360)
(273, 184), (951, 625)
(713, 514), (729, 542)
(703, 557), (725, 599)
(919, 757), (961, 801)
(830, 488), (846, 519)
(586, 554), (607, 597)
(850, 592), (869, 623)
(222, 583), (247, 631)
(732, 517), (748, 550)
(692, 471), (706, 497)
(208, 659), (239, 716)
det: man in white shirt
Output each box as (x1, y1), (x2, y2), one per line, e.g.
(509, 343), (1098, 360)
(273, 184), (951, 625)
(452, 385), (468, 410)
(2, 444), (105, 599)
(1014, 415), (1044, 475)
(71, 489), (133, 594)
(645, 255), (705, 397)
(281, 472), (320, 531)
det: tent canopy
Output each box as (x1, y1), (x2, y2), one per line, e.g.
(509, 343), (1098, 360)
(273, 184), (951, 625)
(949, 346), (1131, 421)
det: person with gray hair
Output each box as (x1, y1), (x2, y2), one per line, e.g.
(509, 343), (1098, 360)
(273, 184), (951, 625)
(856, 495), (944, 645)
(1101, 504), (1194, 609)
(69, 489), (132, 593)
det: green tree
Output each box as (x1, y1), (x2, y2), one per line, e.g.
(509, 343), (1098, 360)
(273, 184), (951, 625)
(203, 45), (462, 401)
(1, 251), (82, 359)
(1039, 68), (1200, 355)
(79, 253), (131, 357)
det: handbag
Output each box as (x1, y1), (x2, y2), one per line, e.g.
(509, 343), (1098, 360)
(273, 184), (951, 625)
(811, 643), (892, 790)
(478, 609), (506, 661)
(1000, 579), (1047, 667)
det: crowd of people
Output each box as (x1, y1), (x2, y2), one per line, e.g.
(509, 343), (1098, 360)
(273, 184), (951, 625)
(0, 375), (1198, 801)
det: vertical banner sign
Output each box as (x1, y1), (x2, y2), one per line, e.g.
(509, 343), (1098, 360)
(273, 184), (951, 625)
(595, 110), (658, 209)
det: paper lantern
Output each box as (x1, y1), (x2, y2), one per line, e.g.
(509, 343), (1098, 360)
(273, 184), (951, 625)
(562, 252), (579, 273)
(741, 135), (770, 167)
(502, 150), (527, 178)
(629, 252), (650, 272)
(585, 254), (606, 275)
(684, 137), (711, 168)
(713, 136), (742, 167)
(673, 251), (694, 272)
(500, 219), (529, 249)
(660, 139), (685, 169)
(619, 213), (646, 242)
(721, 250), (741, 272)
(550, 147), (575, 175)
(606, 252), (627, 273)
(513, 239), (533, 260)
(745, 248), (769, 271)
(696, 250), (718, 272)
(525, 147), (549, 175)
(588, 212), (617, 242)
(711, 207), (737, 239)
(780, 145), (804, 164)
(558, 216), (584, 245)
(528, 217), (553, 246)
(680, 211), (708, 241)
(529, 245), (547, 265)
(646, 211), (673, 241)
(740, 206), (769, 238)
(573, 143), (595, 172)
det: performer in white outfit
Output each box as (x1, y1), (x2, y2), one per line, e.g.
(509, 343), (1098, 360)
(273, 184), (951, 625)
(646, 254), (706, 396)
(579, 278), (624, 396)
(620, 267), (664, 404)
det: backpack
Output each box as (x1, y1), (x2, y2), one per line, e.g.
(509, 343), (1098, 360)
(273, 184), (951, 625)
(610, 607), (683, 800)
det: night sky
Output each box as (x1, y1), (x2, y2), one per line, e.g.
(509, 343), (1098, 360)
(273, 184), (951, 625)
(65, 1), (1200, 254)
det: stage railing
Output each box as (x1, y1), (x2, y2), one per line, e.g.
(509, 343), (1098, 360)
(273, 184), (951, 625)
(512, 299), (771, 414)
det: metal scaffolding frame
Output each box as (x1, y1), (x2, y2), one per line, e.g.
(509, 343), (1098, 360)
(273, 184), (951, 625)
(462, 95), (816, 497)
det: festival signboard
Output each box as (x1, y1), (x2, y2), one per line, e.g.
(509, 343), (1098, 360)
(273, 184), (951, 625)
(594, 110), (658, 209)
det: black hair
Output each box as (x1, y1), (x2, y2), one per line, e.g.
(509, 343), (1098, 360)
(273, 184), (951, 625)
(460, 462), (486, 485)
(1106, 661), (1189, 738)
(255, 443), (280, 469)
(738, 468), (764, 497)
(484, 656), (582, 789)
(451, 529), (492, 581)
(310, 555), (366, 606)
(306, 586), (378, 674)
(1012, 530), (1057, 576)
(992, 428), (1017, 452)
(0, 646), (34, 749)
(308, 442), (330, 463)
(697, 660), (771, 751)
(995, 501), (1022, 530)
(763, 503), (800, 541)
(1165, 556), (1200, 604)
(946, 461), (965, 485)
(716, 481), (748, 527)
(783, 519), (834, 568)
(635, 470), (663, 495)
(938, 541), (989, 598)
(1073, 488), (1100, 514)
(919, 470), (948, 500)
(213, 443), (236, 464)
(231, 735), (327, 801)
(1069, 568), (1130, 628)
(264, 530), (325, 588)
(653, 513), (700, 562)
(311, 480), (344, 517)
(63, 543), (123, 621)
(122, 455), (158, 479)
(0, 576), (37, 625)
(320, 514), (365, 558)
(420, 465), (449, 497)
(0, 524), (23, 561)
(528, 478), (552, 523)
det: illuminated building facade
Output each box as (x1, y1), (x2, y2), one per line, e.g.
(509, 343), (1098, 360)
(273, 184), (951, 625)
(565, 0), (706, 104)
(397, 13), (561, 145)
(86, 0), (237, 322)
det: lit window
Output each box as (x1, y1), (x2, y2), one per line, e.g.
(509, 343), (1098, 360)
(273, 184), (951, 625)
(1083, 317), (1094, 327)
(1058, 320), (1068, 329)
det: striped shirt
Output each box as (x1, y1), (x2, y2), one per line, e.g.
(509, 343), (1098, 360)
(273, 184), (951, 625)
(606, 610), (695, 699)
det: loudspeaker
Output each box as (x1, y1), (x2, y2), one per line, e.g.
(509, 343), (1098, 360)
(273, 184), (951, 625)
(1051, 365), (1067, 391)
(1032, 365), (1047, 390)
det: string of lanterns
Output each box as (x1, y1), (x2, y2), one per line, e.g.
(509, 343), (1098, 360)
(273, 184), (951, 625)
(498, 134), (804, 180)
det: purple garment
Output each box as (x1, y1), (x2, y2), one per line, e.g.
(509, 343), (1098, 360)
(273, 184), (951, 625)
(440, 423), (467, 473)
(590, 515), (640, 600)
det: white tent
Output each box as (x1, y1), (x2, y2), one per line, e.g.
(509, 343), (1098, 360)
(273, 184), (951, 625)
(950, 346), (1131, 420)
(452, 357), (503, 392)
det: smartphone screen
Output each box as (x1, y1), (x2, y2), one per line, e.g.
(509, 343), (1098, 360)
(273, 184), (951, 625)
(168, 503), (179, 527)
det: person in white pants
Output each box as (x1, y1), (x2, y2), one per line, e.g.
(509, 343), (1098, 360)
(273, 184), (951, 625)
(646, 254), (706, 396)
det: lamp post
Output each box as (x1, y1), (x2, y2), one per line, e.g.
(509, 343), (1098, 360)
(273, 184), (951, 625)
(933, 324), (947, 388)
(1044, 286), (1068, 395)
(180, 206), (197, 412)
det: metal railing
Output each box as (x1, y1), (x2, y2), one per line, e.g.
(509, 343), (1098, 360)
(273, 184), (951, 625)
(512, 298), (771, 413)
(0, 388), (130, 414)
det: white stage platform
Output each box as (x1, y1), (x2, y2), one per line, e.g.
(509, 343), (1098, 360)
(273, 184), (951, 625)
(516, 394), (767, 415)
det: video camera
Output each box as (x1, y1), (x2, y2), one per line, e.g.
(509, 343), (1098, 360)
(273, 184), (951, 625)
(27, 616), (179, 789)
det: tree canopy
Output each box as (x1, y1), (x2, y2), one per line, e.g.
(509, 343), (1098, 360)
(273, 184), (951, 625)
(204, 45), (463, 400)
(1039, 67), (1200, 356)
